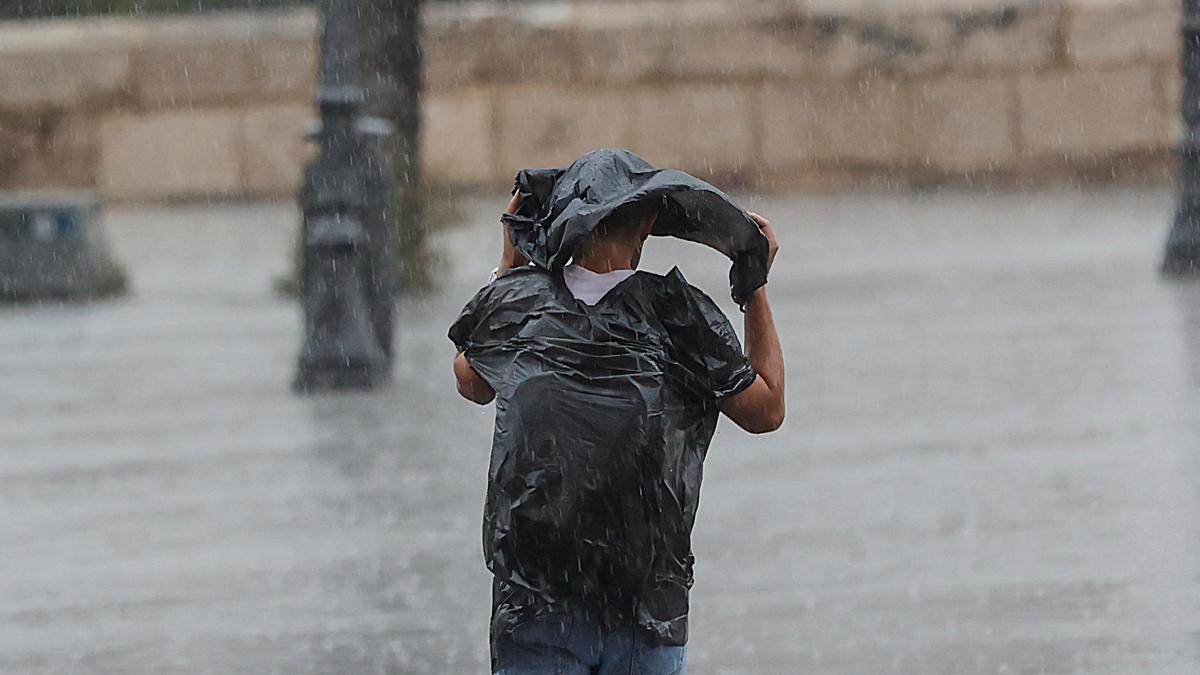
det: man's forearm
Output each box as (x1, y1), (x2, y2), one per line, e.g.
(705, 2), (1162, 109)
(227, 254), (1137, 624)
(744, 286), (785, 393)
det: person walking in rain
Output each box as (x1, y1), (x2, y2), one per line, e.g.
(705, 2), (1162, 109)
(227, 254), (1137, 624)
(450, 149), (786, 675)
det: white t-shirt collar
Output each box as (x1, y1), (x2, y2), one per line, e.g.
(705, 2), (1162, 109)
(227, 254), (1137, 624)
(562, 264), (636, 305)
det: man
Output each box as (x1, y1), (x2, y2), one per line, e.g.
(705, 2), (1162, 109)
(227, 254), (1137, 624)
(450, 153), (785, 675)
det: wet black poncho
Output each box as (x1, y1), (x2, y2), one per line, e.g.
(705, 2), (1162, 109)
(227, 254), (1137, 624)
(449, 266), (757, 656)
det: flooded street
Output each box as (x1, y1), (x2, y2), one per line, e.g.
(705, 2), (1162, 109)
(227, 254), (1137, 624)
(4, 189), (1200, 673)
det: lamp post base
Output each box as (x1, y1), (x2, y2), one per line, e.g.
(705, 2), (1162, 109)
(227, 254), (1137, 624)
(1163, 241), (1200, 277)
(293, 362), (390, 393)
(1163, 198), (1200, 277)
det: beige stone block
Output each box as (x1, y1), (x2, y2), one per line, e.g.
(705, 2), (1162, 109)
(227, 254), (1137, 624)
(250, 37), (317, 100)
(809, 14), (957, 77)
(0, 15), (141, 54)
(665, 25), (782, 80)
(0, 48), (132, 110)
(1066, 3), (1178, 66)
(1166, 64), (1182, 145)
(578, 22), (805, 84)
(799, 1), (1055, 76)
(241, 104), (312, 197)
(0, 117), (38, 186)
(1017, 66), (1167, 157)
(422, 90), (494, 184)
(953, 5), (1060, 71)
(245, 7), (318, 43)
(1066, 0), (1174, 9)
(487, 20), (576, 85)
(763, 79), (912, 169)
(569, 0), (745, 29)
(423, 19), (497, 91)
(667, 20), (816, 79)
(575, 27), (672, 83)
(912, 77), (1015, 171)
(805, 0), (1040, 18)
(0, 112), (98, 190)
(131, 9), (315, 106)
(630, 84), (755, 174)
(577, 20), (812, 84)
(423, 17), (575, 91)
(494, 86), (630, 180)
(99, 109), (243, 201)
(133, 37), (256, 108)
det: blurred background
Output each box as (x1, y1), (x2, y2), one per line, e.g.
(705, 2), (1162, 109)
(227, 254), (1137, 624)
(4, 0), (1200, 673)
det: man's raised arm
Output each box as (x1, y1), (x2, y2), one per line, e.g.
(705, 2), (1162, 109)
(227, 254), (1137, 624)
(721, 213), (785, 434)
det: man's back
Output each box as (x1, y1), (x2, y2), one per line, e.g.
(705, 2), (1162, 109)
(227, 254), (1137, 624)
(450, 264), (758, 650)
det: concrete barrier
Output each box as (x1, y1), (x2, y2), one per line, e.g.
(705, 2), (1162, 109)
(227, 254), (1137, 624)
(0, 0), (1182, 202)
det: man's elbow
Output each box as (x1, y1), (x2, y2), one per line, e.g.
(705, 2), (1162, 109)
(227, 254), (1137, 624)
(765, 404), (786, 432)
(721, 382), (786, 434)
(747, 405), (785, 434)
(728, 401), (785, 434)
(456, 379), (495, 405)
(453, 352), (495, 405)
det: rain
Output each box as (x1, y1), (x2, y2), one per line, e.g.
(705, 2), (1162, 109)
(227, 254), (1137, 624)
(2, 0), (1199, 673)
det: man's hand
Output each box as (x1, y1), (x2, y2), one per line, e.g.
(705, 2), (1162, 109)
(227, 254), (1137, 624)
(498, 193), (528, 275)
(748, 211), (778, 272)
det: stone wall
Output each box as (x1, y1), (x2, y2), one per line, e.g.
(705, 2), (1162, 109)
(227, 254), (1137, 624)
(0, 12), (315, 202)
(0, 0), (1183, 202)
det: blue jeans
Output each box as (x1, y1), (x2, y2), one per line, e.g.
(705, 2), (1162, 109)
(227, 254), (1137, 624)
(493, 609), (687, 675)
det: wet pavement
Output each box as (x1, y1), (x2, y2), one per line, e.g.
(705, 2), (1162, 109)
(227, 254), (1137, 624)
(4, 189), (1200, 674)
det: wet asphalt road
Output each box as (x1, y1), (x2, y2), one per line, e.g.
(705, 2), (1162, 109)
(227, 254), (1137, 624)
(3, 189), (1200, 674)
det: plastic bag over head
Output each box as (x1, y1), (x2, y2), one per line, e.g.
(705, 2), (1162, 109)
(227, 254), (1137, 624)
(500, 148), (770, 306)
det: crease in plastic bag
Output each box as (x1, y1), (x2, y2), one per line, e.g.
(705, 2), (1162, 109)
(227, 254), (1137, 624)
(500, 148), (770, 307)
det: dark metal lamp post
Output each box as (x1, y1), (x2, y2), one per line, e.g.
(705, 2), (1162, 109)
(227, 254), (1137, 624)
(294, 0), (394, 392)
(1164, 0), (1200, 276)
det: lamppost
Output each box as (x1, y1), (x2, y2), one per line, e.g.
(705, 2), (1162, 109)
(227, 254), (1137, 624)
(1163, 0), (1200, 276)
(294, 0), (394, 392)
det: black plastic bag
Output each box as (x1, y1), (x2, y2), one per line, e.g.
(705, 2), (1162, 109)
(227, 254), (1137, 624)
(450, 266), (758, 658)
(500, 148), (770, 307)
